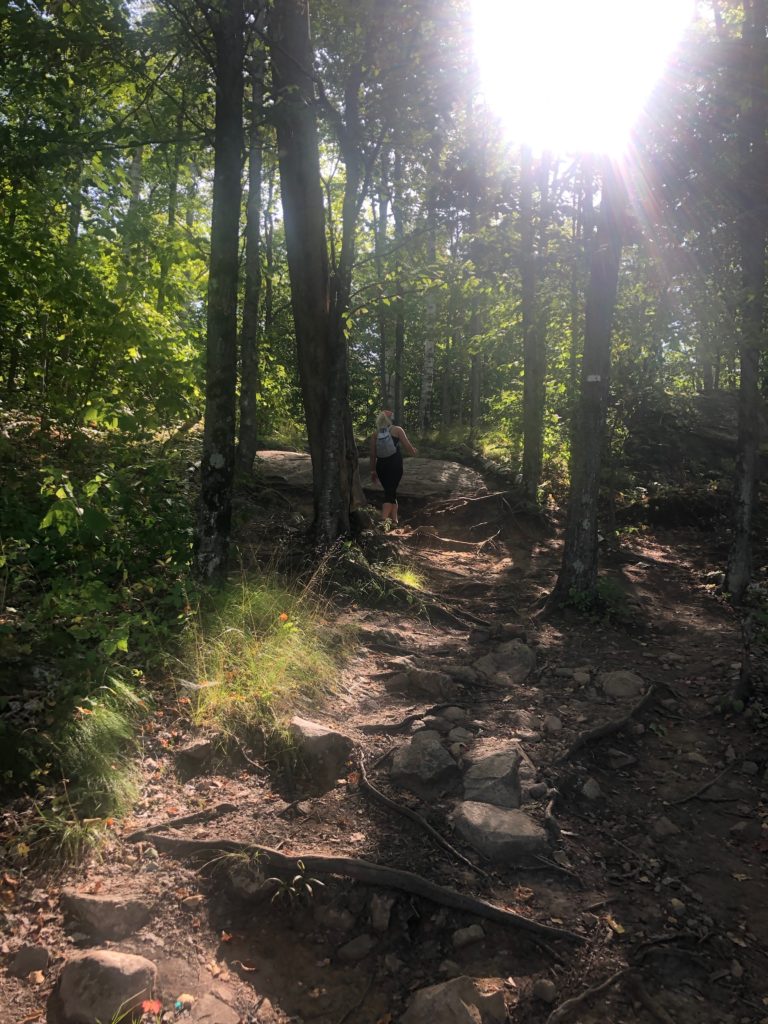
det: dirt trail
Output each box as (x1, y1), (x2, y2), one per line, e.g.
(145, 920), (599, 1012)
(3, 466), (767, 1024)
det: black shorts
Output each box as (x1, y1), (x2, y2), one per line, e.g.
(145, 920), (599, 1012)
(376, 450), (403, 504)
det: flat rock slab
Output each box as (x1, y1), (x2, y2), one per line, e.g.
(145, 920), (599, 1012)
(190, 993), (240, 1024)
(401, 975), (507, 1024)
(289, 716), (353, 793)
(391, 732), (462, 799)
(255, 452), (485, 499)
(384, 668), (464, 701)
(452, 801), (548, 862)
(61, 888), (153, 939)
(48, 949), (157, 1024)
(474, 641), (536, 685)
(463, 751), (522, 808)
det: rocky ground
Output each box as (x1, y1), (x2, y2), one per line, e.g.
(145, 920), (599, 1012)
(2, 461), (768, 1024)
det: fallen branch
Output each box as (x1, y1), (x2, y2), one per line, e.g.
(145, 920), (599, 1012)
(125, 802), (238, 842)
(544, 789), (563, 842)
(545, 968), (628, 1024)
(668, 764), (732, 807)
(557, 687), (656, 763)
(145, 834), (584, 943)
(357, 750), (489, 879)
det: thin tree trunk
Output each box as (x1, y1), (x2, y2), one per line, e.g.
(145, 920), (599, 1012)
(157, 99), (185, 313)
(372, 159), (391, 407)
(392, 152), (406, 425)
(726, 0), (767, 602)
(263, 161), (276, 340)
(117, 145), (144, 297)
(417, 138), (443, 434)
(549, 160), (624, 606)
(469, 350), (481, 442)
(270, 0), (358, 542)
(195, 0), (245, 578)
(237, 45), (266, 472)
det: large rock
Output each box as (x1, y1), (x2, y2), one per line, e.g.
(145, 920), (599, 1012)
(190, 994), (240, 1024)
(474, 642), (536, 685)
(598, 670), (645, 699)
(452, 801), (548, 862)
(401, 976), (506, 1024)
(463, 751), (521, 809)
(391, 731), (462, 799)
(407, 669), (464, 701)
(289, 717), (353, 792)
(48, 950), (157, 1024)
(61, 888), (153, 940)
(8, 944), (50, 978)
(495, 641), (536, 683)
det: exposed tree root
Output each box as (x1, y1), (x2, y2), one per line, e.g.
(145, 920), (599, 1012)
(544, 968), (628, 1023)
(668, 764), (732, 807)
(144, 834), (584, 944)
(357, 750), (489, 879)
(557, 687), (656, 763)
(125, 802), (238, 842)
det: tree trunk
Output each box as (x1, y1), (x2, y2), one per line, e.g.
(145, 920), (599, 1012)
(237, 45), (266, 472)
(521, 146), (551, 504)
(549, 160), (624, 606)
(372, 158), (391, 407)
(726, 0), (767, 602)
(270, 0), (358, 542)
(195, 0), (245, 578)
(157, 99), (185, 313)
(392, 152), (406, 425)
(417, 139), (443, 434)
(469, 351), (481, 442)
(117, 145), (144, 297)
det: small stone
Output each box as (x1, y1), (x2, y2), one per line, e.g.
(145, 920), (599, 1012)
(449, 742), (467, 759)
(315, 905), (355, 932)
(581, 777), (602, 800)
(337, 934), (376, 962)
(731, 960), (744, 979)
(391, 733), (462, 799)
(686, 751), (709, 766)
(61, 889), (153, 940)
(401, 976), (506, 1024)
(9, 945), (50, 978)
(463, 751), (522, 809)
(670, 897), (686, 916)
(384, 953), (404, 973)
(741, 761), (759, 776)
(533, 978), (558, 1004)
(289, 717), (354, 793)
(181, 894), (204, 911)
(448, 727), (474, 743)
(189, 994), (240, 1024)
(452, 924), (485, 949)
(725, 745), (736, 762)
(439, 706), (468, 723)
(598, 670), (645, 699)
(526, 782), (548, 801)
(573, 671), (590, 685)
(49, 950), (157, 1024)
(651, 815), (680, 838)
(175, 736), (215, 765)
(495, 640), (536, 683)
(370, 893), (394, 933)
(554, 667), (573, 678)
(543, 715), (563, 734)
(406, 669), (463, 700)
(452, 801), (549, 862)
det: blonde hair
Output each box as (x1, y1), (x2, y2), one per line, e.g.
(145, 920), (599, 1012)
(376, 411), (392, 430)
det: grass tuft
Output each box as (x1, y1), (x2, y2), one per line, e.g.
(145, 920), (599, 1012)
(384, 563), (426, 590)
(179, 575), (346, 739)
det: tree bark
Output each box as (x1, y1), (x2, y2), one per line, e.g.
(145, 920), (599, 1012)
(726, 0), (767, 602)
(392, 151), (406, 425)
(417, 138), (443, 434)
(549, 160), (624, 606)
(157, 98), (185, 313)
(195, 0), (245, 578)
(270, 0), (359, 542)
(237, 44), (266, 472)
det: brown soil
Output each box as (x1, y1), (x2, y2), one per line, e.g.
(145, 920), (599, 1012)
(2, 468), (767, 1024)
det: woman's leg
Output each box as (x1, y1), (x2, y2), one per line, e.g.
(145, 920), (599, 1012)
(382, 502), (394, 521)
(391, 499), (398, 525)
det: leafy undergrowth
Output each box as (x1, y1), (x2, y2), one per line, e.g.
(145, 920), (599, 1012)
(0, 417), (348, 860)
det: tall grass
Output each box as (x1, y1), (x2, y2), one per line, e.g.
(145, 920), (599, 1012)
(179, 574), (346, 738)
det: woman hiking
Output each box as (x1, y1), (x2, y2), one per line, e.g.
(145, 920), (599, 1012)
(369, 410), (417, 527)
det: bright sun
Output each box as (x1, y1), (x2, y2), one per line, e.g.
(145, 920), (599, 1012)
(471, 0), (694, 155)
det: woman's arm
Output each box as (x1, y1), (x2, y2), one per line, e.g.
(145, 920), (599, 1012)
(392, 426), (417, 456)
(369, 434), (378, 479)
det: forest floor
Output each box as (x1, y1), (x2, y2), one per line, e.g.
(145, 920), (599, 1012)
(2, 457), (768, 1024)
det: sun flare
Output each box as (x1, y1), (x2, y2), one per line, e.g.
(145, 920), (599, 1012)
(471, 0), (694, 155)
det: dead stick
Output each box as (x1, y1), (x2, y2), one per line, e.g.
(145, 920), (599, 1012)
(544, 789), (563, 842)
(558, 687), (656, 763)
(145, 834), (584, 944)
(357, 750), (489, 879)
(545, 968), (628, 1024)
(668, 764), (732, 807)
(124, 802), (238, 842)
